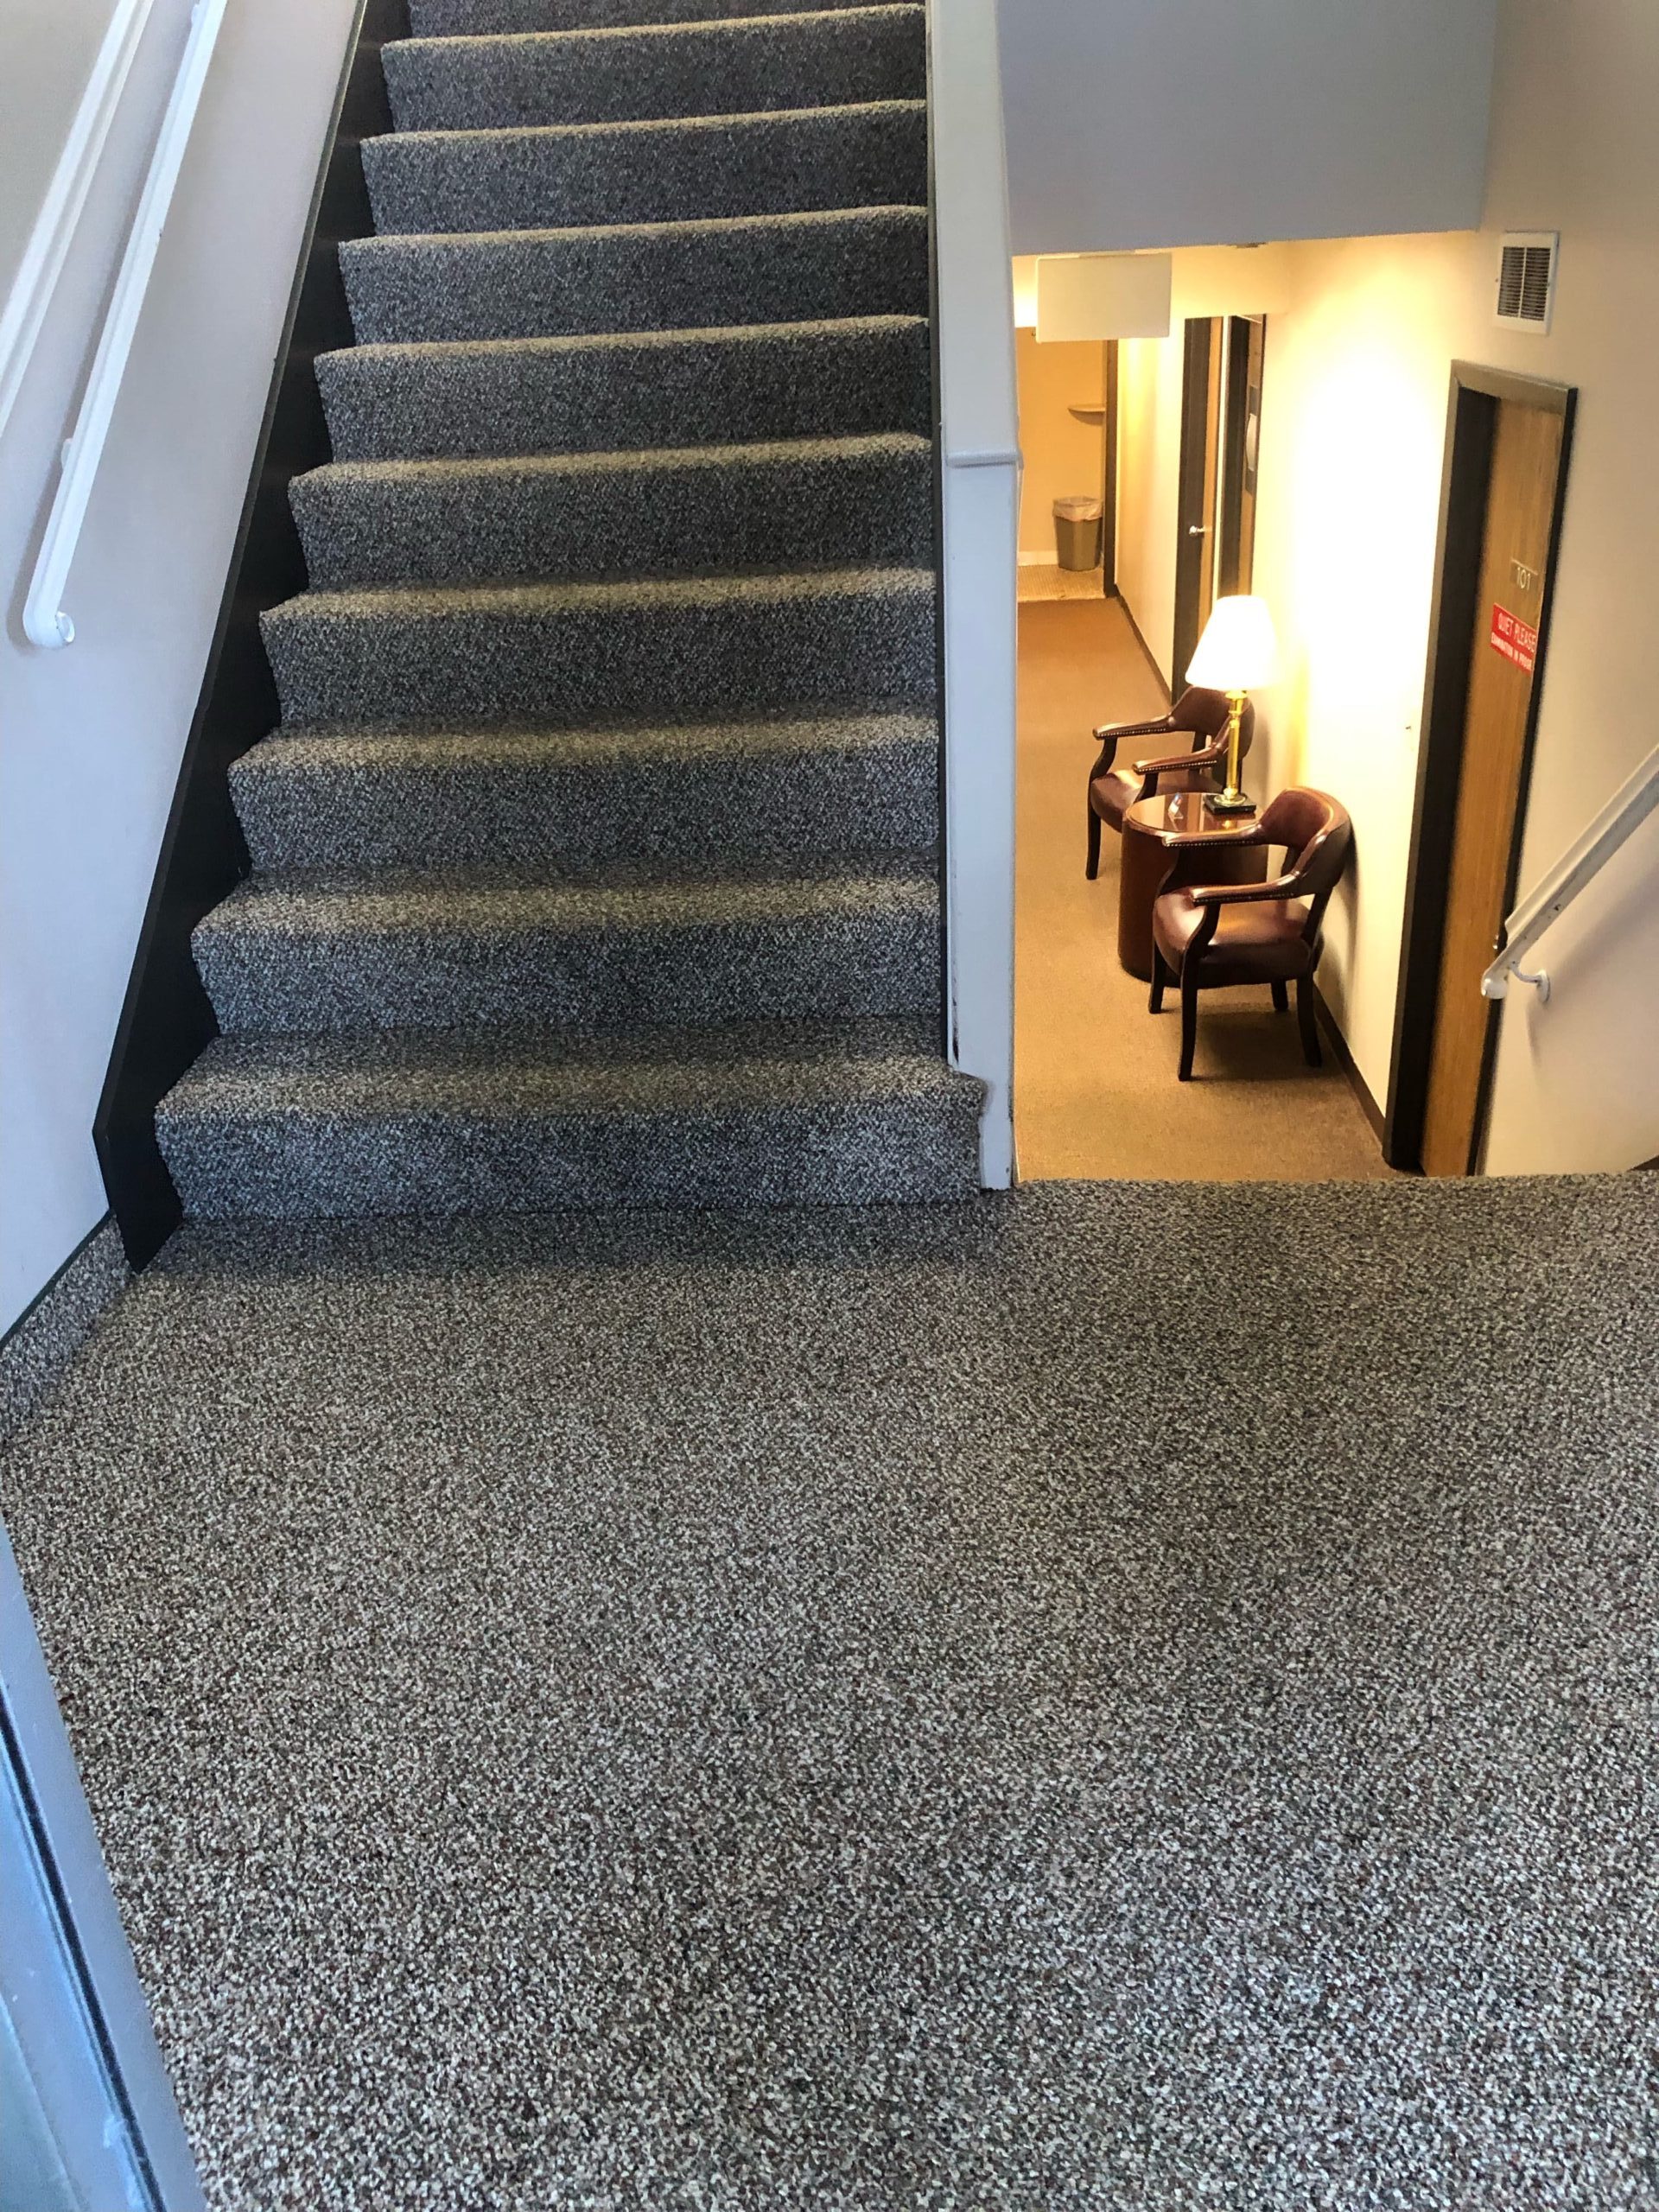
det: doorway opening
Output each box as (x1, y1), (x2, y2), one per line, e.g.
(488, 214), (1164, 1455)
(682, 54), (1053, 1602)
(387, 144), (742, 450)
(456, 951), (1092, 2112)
(1386, 363), (1576, 1176)
(1013, 291), (1388, 1183)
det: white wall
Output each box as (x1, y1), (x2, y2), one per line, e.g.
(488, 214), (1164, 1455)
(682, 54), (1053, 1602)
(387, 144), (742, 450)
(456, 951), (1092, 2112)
(998, 0), (1498, 258)
(0, 0), (358, 1330)
(1104, 0), (1659, 1174)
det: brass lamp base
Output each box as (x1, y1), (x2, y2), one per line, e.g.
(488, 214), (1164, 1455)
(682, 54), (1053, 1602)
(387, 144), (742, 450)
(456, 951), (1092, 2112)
(1202, 687), (1255, 814)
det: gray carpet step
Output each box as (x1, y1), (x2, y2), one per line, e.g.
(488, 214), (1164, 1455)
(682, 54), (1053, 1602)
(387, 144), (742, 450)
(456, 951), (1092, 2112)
(290, 434), (931, 589)
(261, 567), (935, 724)
(232, 710), (939, 871)
(191, 858), (941, 1033)
(383, 9), (924, 132)
(316, 316), (931, 463)
(156, 1017), (979, 1219)
(364, 101), (926, 234)
(341, 204), (927, 344)
(410, 0), (900, 32)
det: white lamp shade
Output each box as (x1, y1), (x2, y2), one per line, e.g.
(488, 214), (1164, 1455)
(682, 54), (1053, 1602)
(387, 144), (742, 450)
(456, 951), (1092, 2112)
(1186, 594), (1278, 691)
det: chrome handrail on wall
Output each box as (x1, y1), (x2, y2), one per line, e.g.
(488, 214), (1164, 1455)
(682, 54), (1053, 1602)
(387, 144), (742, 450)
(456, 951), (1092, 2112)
(20, 0), (230, 650)
(1482, 744), (1659, 1002)
(929, 0), (1021, 1186)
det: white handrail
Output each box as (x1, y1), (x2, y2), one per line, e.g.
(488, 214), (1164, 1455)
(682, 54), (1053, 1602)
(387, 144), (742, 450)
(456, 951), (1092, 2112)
(0, 0), (157, 442)
(930, 0), (1021, 1186)
(1482, 743), (1659, 1002)
(23, 0), (230, 651)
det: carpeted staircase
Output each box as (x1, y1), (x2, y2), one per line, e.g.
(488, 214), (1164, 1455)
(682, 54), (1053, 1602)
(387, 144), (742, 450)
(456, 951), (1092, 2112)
(156, 0), (982, 1220)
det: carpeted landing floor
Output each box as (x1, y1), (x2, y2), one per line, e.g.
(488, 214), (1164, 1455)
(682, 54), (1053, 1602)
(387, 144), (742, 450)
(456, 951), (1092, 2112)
(4, 1177), (1657, 2210)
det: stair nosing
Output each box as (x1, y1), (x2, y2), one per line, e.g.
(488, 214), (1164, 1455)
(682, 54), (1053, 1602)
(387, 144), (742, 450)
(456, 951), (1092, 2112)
(238, 707), (938, 761)
(315, 312), (926, 371)
(264, 564), (935, 620)
(364, 95), (925, 150)
(194, 861), (942, 946)
(294, 430), (930, 490)
(388, 4), (922, 57)
(340, 200), (926, 251)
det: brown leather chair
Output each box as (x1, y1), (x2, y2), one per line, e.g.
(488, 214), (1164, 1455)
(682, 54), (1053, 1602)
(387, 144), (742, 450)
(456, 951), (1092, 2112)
(1085, 686), (1255, 879)
(1148, 786), (1353, 1081)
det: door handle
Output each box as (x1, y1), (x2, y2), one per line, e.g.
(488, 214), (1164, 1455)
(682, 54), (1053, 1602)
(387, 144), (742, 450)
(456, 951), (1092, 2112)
(1187, 524), (1211, 537)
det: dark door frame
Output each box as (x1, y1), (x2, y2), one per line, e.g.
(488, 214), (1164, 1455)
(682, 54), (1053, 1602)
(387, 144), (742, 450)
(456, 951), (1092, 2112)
(1383, 360), (1576, 1172)
(1217, 315), (1265, 598)
(1171, 317), (1217, 687)
(1100, 338), (1119, 596)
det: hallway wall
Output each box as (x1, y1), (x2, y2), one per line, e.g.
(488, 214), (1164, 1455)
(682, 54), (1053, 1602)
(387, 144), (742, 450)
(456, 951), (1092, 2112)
(1013, 327), (1103, 558)
(0, 0), (358, 1330)
(1247, 0), (1659, 1173)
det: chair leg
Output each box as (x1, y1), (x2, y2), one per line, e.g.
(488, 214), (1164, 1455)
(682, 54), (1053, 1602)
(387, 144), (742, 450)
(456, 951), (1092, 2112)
(1179, 968), (1200, 1081)
(1270, 979), (1289, 1014)
(1086, 803), (1102, 881)
(1296, 975), (1323, 1067)
(1148, 949), (1168, 1014)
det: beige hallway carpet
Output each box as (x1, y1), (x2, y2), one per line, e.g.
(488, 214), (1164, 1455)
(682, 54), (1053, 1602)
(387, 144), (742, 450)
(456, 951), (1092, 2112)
(1014, 598), (1392, 1182)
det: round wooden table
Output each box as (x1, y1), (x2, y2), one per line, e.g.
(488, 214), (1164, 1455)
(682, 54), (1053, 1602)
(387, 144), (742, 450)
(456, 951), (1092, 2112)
(1117, 790), (1268, 980)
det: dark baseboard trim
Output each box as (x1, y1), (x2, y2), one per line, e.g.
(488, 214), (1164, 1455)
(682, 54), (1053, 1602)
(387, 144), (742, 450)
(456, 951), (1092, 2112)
(91, 0), (407, 1273)
(1313, 983), (1387, 1149)
(1116, 590), (1172, 706)
(0, 1217), (129, 1443)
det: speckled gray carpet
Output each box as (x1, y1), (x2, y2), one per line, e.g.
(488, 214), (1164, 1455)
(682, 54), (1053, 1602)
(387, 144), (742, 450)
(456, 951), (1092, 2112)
(5, 1176), (1657, 2209)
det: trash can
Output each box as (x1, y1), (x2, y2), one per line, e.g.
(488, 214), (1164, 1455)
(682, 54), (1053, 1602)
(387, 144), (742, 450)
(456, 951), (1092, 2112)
(1053, 495), (1103, 570)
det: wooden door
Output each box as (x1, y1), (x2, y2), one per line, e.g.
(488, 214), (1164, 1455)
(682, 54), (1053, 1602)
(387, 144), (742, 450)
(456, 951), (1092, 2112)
(1172, 317), (1222, 685)
(1420, 398), (1565, 1175)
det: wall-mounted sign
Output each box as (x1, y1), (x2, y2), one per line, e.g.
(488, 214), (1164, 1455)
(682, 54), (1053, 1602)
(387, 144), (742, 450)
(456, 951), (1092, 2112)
(1490, 603), (1538, 674)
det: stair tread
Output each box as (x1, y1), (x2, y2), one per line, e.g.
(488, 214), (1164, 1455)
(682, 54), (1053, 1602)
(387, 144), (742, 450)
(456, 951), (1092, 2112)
(409, 0), (906, 28)
(162, 1016), (966, 1117)
(318, 310), (924, 370)
(382, 9), (924, 133)
(368, 93), (923, 149)
(197, 855), (938, 938)
(241, 707), (936, 766)
(393, 4), (921, 48)
(267, 563), (932, 620)
(343, 200), (925, 252)
(296, 430), (928, 490)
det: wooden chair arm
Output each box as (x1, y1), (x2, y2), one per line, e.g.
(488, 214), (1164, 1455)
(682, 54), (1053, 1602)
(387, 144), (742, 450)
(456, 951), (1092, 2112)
(1188, 870), (1303, 907)
(1092, 713), (1179, 746)
(1090, 713), (1179, 775)
(1133, 738), (1221, 779)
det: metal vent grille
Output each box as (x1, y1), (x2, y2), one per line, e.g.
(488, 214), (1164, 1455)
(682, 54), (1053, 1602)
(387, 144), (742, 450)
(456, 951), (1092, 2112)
(1496, 232), (1558, 334)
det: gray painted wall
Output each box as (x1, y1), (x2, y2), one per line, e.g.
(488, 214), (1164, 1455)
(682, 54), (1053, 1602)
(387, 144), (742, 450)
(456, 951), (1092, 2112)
(997, 0), (1499, 255)
(0, 0), (358, 1331)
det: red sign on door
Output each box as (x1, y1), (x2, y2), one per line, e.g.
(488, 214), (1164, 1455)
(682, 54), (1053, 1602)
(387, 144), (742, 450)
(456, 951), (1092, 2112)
(1490, 603), (1538, 673)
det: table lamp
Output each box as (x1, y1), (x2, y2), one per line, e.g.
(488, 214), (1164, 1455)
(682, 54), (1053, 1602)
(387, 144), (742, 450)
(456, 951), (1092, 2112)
(1185, 594), (1278, 815)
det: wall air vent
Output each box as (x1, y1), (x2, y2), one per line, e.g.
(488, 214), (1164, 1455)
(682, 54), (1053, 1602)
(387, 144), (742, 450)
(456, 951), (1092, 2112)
(1495, 232), (1558, 334)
